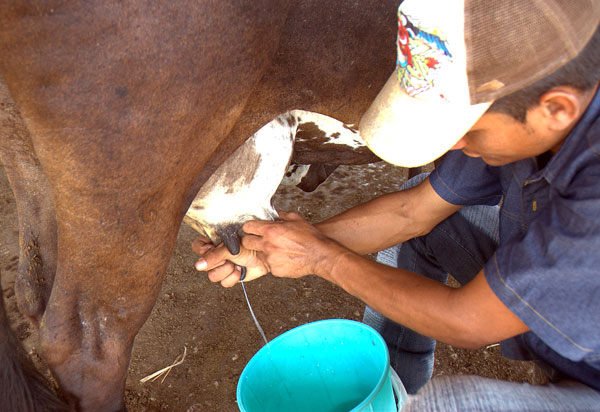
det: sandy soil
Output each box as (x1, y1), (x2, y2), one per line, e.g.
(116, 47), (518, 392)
(0, 162), (545, 412)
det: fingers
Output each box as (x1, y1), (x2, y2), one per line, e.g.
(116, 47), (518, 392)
(207, 261), (263, 287)
(242, 220), (271, 236)
(240, 233), (265, 252)
(220, 271), (243, 288)
(242, 211), (302, 235)
(205, 260), (243, 288)
(195, 242), (233, 271)
(205, 260), (234, 282)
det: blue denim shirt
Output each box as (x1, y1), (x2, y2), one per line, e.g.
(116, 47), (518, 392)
(429, 90), (600, 390)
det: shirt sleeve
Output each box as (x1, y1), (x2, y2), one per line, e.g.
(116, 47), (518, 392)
(429, 151), (503, 206)
(485, 169), (600, 362)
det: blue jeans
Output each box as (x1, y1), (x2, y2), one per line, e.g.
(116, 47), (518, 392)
(363, 174), (600, 411)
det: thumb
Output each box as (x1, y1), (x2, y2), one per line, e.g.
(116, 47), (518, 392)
(195, 243), (232, 271)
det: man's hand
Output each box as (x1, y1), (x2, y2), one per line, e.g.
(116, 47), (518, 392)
(192, 237), (270, 287)
(193, 211), (347, 287)
(241, 211), (347, 279)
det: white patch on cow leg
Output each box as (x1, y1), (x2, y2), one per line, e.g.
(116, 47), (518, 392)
(184, 113), (298, 249)
(184, 110), (366, 250)
(290, 109), (364, 149)
(281, 164), (310, 186)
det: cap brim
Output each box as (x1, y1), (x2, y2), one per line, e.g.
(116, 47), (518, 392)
(359, 69), (491, 167)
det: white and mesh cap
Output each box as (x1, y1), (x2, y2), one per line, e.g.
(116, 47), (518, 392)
(359, 0), (600, 167)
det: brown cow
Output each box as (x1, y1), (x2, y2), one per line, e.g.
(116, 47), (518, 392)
(0, 1), (396, 410)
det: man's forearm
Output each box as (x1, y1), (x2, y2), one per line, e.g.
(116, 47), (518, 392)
(315, 179), (461, 255)
(315, 192), (423, 254)
(316, 248), (467, 345)
(315, 248), (529, 349)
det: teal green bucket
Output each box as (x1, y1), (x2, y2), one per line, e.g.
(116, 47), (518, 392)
(237, 319), (407, 412)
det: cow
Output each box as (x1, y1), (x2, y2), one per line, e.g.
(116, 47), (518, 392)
(0, 1), (397, 410)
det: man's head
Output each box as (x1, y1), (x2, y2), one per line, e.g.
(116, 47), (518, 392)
(359, 0), (600, 167)
(451, 25), (600, 166)
(487, 25), (600, 123)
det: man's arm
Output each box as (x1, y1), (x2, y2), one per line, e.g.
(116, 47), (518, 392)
(194, 176), (460, 286)
(316, 177), (462, 254)
(240, 213), (530, 348)
(322, 252), (529, 348)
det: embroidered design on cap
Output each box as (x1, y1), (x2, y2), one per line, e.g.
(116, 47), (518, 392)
(396, 8), (452, 99)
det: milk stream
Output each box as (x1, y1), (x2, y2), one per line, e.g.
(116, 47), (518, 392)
(241, 281), (270, 348)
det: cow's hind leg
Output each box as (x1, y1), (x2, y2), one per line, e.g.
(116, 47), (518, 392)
(0, 80), (57, 326)
(0, 81), (67, 411)
(34, 186), (184, 411)
(0, 80), (165, 412)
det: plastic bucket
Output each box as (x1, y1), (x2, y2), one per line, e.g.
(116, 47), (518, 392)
(237, 319), (407, 412)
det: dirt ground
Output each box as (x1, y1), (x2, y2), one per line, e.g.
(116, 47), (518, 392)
(0, 161), (545, 412)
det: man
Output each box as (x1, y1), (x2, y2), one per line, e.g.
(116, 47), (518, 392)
(194, 0), (600, 409)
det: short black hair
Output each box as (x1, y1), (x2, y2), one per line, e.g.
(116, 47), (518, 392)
(487, 25), (600, 122)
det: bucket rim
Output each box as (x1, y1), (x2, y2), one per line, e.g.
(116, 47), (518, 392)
(236, 318), (392, 412)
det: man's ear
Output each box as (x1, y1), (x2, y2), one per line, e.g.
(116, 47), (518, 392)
(535, 87), (583, 132)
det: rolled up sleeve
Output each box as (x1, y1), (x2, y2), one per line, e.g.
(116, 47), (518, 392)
(430, 151), (503, 206)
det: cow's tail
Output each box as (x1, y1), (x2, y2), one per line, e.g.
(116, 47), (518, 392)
(0, 271), (69, 412)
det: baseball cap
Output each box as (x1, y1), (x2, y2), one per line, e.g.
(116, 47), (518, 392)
(359, 0), (600, 167)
